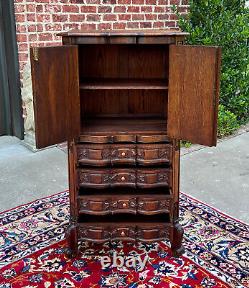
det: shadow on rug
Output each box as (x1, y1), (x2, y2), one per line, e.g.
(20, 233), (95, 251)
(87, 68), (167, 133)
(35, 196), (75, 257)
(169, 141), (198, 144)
(0, 191), (248, 287)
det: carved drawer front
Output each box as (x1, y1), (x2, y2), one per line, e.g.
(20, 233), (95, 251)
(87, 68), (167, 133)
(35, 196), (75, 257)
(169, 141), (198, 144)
(78, 169), (111, 189)
(111, 198), (137, 213)
(77, 144), (136, 166)
(111, 169), (136, 188)
(78, 226), (110, 243)
(111, 227), (136, 241)
(78, 197), (111, 215)
(137, 144), (172, 166)
(136, 225), (170, 242)
(78, 169), (136, 188)
(78, 196), (137, 215)
(110, 145), (136, 165)
(77, 144), (110, 166)
(137, 168), (172, 188)
(137, 196), (171, 214)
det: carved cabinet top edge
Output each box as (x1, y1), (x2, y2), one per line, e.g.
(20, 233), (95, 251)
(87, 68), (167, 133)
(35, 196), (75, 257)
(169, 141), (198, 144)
(58, 29), (189, 37)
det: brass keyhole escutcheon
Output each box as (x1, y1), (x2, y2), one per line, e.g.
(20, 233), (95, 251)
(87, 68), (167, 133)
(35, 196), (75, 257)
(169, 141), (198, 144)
(123, 203), (127, 208)
(121, 231), (125, 236)
(121, 176), (125, 181)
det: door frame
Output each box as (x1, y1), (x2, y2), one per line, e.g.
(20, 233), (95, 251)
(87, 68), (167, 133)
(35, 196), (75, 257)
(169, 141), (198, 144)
(0, 0), (23, 138)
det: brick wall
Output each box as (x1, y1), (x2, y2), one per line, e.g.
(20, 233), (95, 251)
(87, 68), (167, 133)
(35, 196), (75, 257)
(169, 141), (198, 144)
(14, 0), (188, 78)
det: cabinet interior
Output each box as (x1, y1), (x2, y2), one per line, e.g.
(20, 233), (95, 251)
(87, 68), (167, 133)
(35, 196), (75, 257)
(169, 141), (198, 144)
(78, 44), (169, 135)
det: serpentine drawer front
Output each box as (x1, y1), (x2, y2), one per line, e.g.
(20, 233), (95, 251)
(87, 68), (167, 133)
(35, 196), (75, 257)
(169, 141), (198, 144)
(77, 143), (172, 167)
(77, 144), (136, 166)
(78, 223), (171, 243)
(78, 168), (172, 189)
(78, 195), (172, 215)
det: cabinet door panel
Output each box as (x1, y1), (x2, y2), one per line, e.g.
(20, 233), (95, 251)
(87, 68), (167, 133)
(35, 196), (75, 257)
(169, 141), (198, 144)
(168, 45), (221, 146)
(31, 46), (80, 148)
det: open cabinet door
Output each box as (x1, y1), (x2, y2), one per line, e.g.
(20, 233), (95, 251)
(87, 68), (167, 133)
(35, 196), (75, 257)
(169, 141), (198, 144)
(31, 46), (80, 149)
(167, 45), (221, 146)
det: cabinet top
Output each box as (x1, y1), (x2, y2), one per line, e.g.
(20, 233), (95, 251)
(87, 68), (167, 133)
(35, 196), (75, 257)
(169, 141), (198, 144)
(58, 29), (189, 37)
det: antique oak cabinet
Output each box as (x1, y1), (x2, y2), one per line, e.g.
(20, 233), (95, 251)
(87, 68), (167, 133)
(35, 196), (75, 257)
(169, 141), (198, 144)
(30, 30), (221, 257)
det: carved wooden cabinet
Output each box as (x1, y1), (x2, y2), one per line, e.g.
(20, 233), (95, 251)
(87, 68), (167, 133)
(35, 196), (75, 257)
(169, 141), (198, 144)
(30, 30), (221, 257)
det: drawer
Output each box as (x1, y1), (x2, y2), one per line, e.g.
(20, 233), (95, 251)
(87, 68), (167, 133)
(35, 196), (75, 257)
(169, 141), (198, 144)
(77, 144), (136, 166)
(136, 225), (170, 242)
(78, 169), (136, 189)
(110, 145), (136, 165)
(77, 144), (110, 166)
(137, 144), (172, 166)
(78, 168), (171, 189)
(137, 168), (172, 188)
(77, 143), (172, 167)
(78, 223), (170, 243)
(78, 195), (172, 215)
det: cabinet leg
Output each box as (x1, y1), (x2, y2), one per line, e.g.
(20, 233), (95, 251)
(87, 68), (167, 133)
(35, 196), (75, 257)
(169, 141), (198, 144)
(65, 222), (78, 258)
(170, 222), (185, 257)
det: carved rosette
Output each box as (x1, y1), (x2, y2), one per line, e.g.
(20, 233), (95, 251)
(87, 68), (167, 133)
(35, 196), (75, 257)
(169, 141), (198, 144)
(158, 173), (169, 183)
(78, 149), (88, 160)
(159, 199), (171, 210)
(79, 173), (89, 183)
(158, 149), (169, 160)
(101, 149), (110, 159)
(137, 149), (144, 159)
(103, 175), (111, 183)
(137, 175), (146, 183)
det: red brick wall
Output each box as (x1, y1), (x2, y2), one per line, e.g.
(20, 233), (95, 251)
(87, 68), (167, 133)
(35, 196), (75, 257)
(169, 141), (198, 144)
(14, 0), (188, 78)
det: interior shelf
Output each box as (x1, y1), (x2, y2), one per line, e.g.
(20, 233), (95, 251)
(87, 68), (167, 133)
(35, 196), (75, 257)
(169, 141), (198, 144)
(81, 117), (167, 135)
(80, 78), (168, 90)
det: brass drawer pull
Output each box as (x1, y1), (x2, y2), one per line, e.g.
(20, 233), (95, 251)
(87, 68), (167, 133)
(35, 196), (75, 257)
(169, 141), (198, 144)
(121, 176), (126, 181)
(121, 152), (126, 157)
(121, 231), (125, 237)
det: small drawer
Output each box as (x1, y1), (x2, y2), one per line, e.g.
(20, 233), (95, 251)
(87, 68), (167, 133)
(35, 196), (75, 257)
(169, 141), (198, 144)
(137, 144), (172, 166)
(111, 169), (136, 188)
(78, 226), (110, 242)
(111, 227), (136, 241)
(77, 144), (136, 167)
(78, 169), (110, 189)
(111, 198), (137, 213)
(110, 145), (136, 165)
(137, 168), (172, 188)
(78, 169), (136, 189)
(136, 225), (170, 242)
(78, 196), (137, 215)
(137, 196), (171, 214)
(77, 144), (110, 166)
(78, 198), (111, 215)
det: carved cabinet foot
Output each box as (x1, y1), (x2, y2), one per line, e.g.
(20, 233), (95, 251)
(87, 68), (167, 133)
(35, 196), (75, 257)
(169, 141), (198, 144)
(170, 222), (185, 257)
(65, 223), (79, 258)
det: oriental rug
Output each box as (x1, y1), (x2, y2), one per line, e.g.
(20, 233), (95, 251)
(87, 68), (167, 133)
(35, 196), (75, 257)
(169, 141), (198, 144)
(0, 191), (248, 287)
